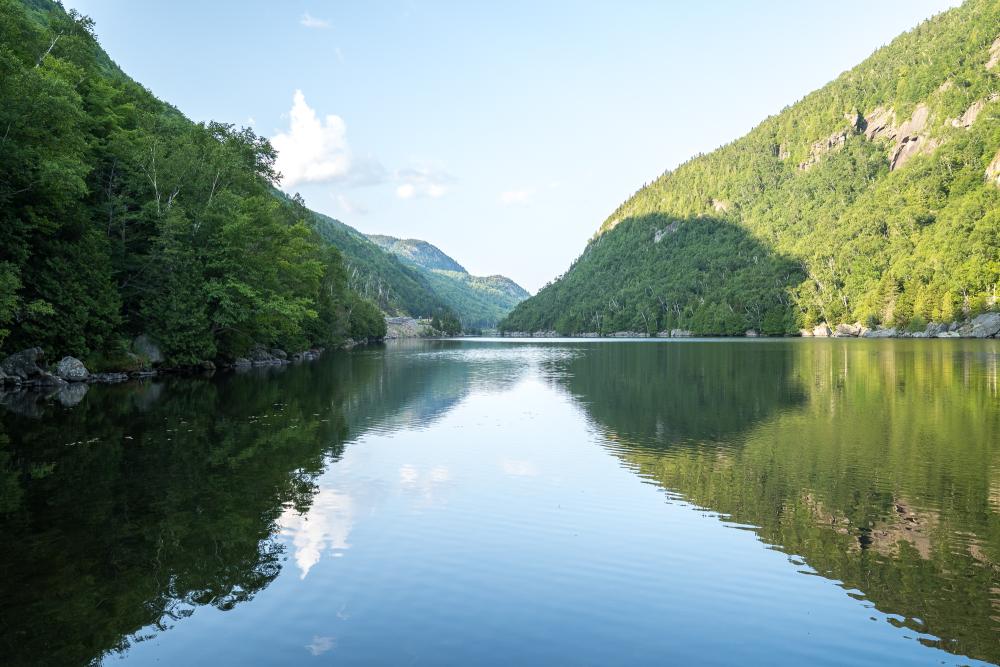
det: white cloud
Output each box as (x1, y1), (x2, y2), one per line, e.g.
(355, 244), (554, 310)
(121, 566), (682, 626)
(300, 12), (330, 29)
(272, 90), (351, 189)
(306, 636), (335, 656)
(499, 188), (534, 206)
(394, 165), (455, 200)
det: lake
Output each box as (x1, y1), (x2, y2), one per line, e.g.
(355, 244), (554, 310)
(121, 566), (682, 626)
(1, 338), (998, 666)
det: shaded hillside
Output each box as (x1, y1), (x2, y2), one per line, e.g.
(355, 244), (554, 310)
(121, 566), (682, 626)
(368, 234), (530, 328)
(503, 0), (1000, 335)
(309, 212), (450, 318)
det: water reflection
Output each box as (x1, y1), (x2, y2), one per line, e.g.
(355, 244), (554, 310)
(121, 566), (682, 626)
(1, 339), (998, 665)
(549, 339), (1000, 664)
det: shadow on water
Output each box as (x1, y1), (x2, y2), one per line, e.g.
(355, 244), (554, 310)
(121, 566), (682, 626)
(0, 342), (532, 667)
(548, 339), (1000, 665)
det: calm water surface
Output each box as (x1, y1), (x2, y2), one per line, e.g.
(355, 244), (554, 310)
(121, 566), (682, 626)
(1, 339), (998, 666)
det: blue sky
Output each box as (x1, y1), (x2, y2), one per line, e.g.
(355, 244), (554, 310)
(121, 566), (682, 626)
(65, 0), (959, 292)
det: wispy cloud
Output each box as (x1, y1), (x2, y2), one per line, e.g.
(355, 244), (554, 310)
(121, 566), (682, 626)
(395, 165), (455, 200)
(300, 12), (331, 29)
(333, 193), (368, 216)
(272, 90), (351, 188)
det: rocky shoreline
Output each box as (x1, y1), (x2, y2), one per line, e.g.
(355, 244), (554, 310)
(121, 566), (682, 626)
(0, 335), (385, 394)
(501, 313), (1000, 340)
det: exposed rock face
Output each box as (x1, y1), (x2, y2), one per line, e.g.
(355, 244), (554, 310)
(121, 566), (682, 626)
(863, 107), (896, 141)
(609, 331), (649, 337)
(269, 349), (287, 361)
(987, 148), (1000, 187)
(798, 128), (850, 170)
(1, 347), (46, 381)
(988, 35), (1000, 70)
(55, 356), (89, 382)
(951, 100), (985, 128)
(812, 324), (832, 337)
(958, 313), (1000, 338)
(654, 221), (680, 243)
(889, 104), (930, 171)
(132, 335), (164, 365)
(669, 329), (694, 338)
(385, 317), (433, 339)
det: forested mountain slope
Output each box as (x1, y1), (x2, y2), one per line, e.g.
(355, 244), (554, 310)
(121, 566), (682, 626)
(368, 234), (530, 328)
(502, 0), (1000, 336)
(308, 212), (451, 318)
(0, 0), (387, 365)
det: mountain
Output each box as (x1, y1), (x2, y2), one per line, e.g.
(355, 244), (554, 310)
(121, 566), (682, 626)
(307, 211), (451, 318)
(366, 235), (466, 273)
(0, 0), (386, 364)
(502, 0), (1000, 336)
(367, 234), (530, 329)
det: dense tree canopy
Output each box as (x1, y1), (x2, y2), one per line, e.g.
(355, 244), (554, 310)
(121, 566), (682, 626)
(0, 0), (385, 364)
(503, 0), (1000, 335)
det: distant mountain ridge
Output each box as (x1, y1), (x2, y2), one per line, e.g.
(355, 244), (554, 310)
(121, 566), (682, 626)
(367, 234), (529, 329)
(366, 235), (467, 273)
(502, 0), (1000, 336)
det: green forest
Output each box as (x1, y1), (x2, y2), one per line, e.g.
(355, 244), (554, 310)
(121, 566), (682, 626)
(367, 235), (530, 329)
(502, 0), (1000, 336)
(0, 0), (388, 368)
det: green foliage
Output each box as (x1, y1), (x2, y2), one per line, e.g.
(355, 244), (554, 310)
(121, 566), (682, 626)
(0, 0), (386, 362)
(504, 0), (1000, 335)
(368, 234), (529, 329)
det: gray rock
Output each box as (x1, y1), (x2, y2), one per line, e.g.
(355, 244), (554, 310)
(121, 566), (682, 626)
(833, 323), (862, 337)
(935, 331), (960, 338)
(233, 357), (252, 368)
(269, 348), (288, 360)
(670, 329), (693, 338)
(862, 327), (898, 338)
(248, 346), (282, 365)
(200, 360), (216, 371)
(813, 324), (832, 337)
(55, 356), (89, 382)
(26, 371), (66, 387)
(745, 329), (760, 337)
(1, 347), (45, 380)
(91, 372), (128, 384)
(959, 312), (1000, 338)
(132, 335), (164, 365)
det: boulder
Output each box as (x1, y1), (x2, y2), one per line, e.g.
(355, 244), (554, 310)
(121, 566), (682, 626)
(924, 322), (946, 337)
(269, 348), (288, 360)
(200, 360), (216, 371)
(1, 347), (45, 380)
(958, 312), (1000, 338)
(799, 328), (813, 337)
(248, 346), (281, 365)
(233, 357), (252, 368)
(935, 331), (960, 338)
(862, 327), (898, 338)
(670, 329), (693, 338)
(132, 335), (164, 365)
(812, 324), (832, 337)
(745, 330), (760, 337)
(55, 356), (89, 382)
(833, 323), (861, 337)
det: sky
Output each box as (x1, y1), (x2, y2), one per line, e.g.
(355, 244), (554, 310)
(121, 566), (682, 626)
(63, 0), (960, 293)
